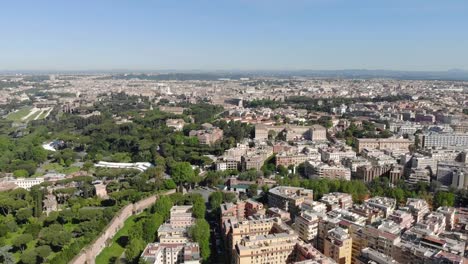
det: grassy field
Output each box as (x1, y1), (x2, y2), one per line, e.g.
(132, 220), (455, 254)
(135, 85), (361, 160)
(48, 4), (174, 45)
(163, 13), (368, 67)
(37, 109), (50, 119)
(40, 163), (81, 175)
(95, 214), (141, 264)
(23, 109), (42, 122)
(6, 106), (33, 121)
(6, 107), (51, 122)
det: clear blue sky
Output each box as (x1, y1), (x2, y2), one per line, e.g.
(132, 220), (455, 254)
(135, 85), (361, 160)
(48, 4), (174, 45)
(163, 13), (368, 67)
(1, 0), (467, 71)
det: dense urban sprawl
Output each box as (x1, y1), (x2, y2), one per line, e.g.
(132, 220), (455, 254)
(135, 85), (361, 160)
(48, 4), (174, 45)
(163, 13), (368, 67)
(0, 74), (467, 264)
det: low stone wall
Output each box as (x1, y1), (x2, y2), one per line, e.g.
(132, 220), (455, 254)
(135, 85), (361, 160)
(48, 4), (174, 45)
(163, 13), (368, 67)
(70, 189), (176, 264)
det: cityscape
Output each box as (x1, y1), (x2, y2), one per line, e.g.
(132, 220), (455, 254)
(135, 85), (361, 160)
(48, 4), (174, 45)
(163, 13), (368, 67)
(0, 1), (468, 264)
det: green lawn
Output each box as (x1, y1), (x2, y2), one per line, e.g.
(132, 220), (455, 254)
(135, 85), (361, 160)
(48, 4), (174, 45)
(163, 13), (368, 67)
(23, 109), (42, 122)
(6, 106), (33, 121)
(37, 109), (50, 119)
(42, 163), (81, 174)
(95, 214), (141, 264)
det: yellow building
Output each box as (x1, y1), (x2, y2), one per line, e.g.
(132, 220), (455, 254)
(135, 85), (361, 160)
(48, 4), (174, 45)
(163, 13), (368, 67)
(324, 227), (352, 264)
(233, 233), (299, 264)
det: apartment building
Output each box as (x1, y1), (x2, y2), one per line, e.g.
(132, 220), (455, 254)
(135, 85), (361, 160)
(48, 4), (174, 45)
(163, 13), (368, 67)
(241, 155), (265, 171)
(436, 162), (468, 189)
(300, 200), (327, 214)
(435, 207), (456, 231)
(222, 144), (248, 161)
(320, 148), (356, 163)
(351, 226), (401, 263)
(364, 197), (396, 218)
(305, 162), (351, 181)
(225, 217), (298, 263)
(141, 242), (201, 264)
(319, 193), (353, 212)
(268, 186), (314, 215)
(233, 233), (299, 264)
(355, 165), (393, 183)
(295, 210), (320, 243)
(388, 165), (404, 185)
(327, 209), (367, 227)
(310, 124), (327, 141)
(406, 169), (431, 186)
(355, 247), (398, 264)
(220, 200), (264, 223)
(323, 227), (353, 264)
(266, 207), (291, 222)
(411, 154), (437, 171)
(356, 138), (412, 152)
(394, 241), (465, 264)
(342, 157), (372, 174)
(421, 132), (468, 148)
(241, 146), (273, 171)
(294, 242), (337, 264)
(404, 198), (430, 223)
(350, 204), (386, 225)
(225, 217), (278, 251)
(216, 158), (239, 171)
(255, 124), (312, 141)
(416, 212), (446, 235)
(157, 225), (190, 244)
(169, 206), (195, 228)
(388, 210), (414, 229)
(275, 152), (309, 167)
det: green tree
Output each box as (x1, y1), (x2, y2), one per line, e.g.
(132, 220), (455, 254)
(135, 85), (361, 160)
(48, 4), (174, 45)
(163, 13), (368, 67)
(152, 196), (173, 219)
(209, 192), (223, 210)
(189, 194), (206, 219)
(13, 233), (33, 252)
(434, 191), (455, 208)
(20, 249), (37, 264)
(247, 184), (258, 198)
(15, 208), (33, 224)
(190, 219), (211, 261)
(0, 246), (14, 264)
(82, 161), (94, 171)
(146, 213), (164, 241)
(170, 162), (195, 188)
(125, 238), (145, 263)
(13, 169), (29, 177)
(35, 245), (52, 261)
(392, 188), (405, 204)
(128, 221), (144, 242)
(38, 224), (72, 250)
(223, 192), (237, 203)
(163, 179), (177, 190)
(277, 165), (288, 176)
(30, 186), (44, 217)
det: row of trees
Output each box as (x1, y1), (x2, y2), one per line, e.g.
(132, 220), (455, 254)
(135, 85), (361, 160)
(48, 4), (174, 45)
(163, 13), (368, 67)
(124, 196), (172, 263)
(274, 173), (457, 208)
(122, 192), (211, 263)
(285, 94), (412, 113)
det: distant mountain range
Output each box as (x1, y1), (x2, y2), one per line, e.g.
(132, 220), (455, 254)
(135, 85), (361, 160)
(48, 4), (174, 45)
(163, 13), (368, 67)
(1, 69), (468, 81)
